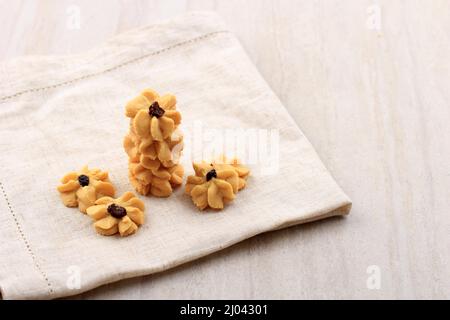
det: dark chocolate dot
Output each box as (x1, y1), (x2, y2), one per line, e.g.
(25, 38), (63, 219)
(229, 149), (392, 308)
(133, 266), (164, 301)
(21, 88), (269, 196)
(206, 169), (217, 181)
(148, 101), (165, 118)
(107, 204), (127, 219)
(78, 175), (89, 187)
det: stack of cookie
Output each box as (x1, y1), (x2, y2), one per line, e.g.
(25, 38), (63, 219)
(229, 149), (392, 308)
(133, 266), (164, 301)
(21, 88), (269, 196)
(123, 89), (184, 197)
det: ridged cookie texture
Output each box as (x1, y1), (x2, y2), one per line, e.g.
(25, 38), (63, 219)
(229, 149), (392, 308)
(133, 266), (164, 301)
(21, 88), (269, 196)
(124, 89), (184, 197)
(57, 165), (116, 213)
(185, 158), (250, 210)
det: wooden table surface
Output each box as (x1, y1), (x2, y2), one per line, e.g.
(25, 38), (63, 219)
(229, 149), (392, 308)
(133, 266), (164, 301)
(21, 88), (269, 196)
(1, 0), (449, 299)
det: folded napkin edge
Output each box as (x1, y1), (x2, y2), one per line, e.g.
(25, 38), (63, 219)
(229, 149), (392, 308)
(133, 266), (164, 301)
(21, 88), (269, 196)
(0, 11), (230, 104)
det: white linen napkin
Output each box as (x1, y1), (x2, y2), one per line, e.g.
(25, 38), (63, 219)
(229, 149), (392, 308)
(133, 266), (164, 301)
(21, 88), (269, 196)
(0, 12), (351, 299)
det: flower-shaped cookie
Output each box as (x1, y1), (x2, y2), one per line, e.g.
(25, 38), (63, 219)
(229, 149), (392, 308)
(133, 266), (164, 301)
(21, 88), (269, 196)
(125, 133), (183, 169)
(126, 89), (181, 141)
(212, 157), (250, 191)
(128, 161), (183, 197)
(139, 134), (184, 169)
(86, 192), (145, 237)
(190, 162), (240, 194)
(185, 163), (239, 210)
(57, 166), (115, 213)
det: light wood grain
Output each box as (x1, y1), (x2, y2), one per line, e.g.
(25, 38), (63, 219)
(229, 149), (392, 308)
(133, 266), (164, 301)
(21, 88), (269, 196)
(1, 0), (449, 299)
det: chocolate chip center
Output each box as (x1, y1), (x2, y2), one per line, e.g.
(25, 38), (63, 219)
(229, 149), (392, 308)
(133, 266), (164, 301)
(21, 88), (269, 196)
(78, 174), (90, 187)
(206, 169), (217, 181)
(148, 101), (165, 118)
(107, 204), (127, 219)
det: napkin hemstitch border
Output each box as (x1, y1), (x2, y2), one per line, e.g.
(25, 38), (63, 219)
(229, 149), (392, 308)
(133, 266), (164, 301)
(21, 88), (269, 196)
(0, 181), (54, 296)
(0, 30), (230, 104)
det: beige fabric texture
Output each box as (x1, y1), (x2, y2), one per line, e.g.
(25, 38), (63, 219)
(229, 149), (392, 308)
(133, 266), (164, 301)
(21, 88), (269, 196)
(0, 12), (351, 299)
